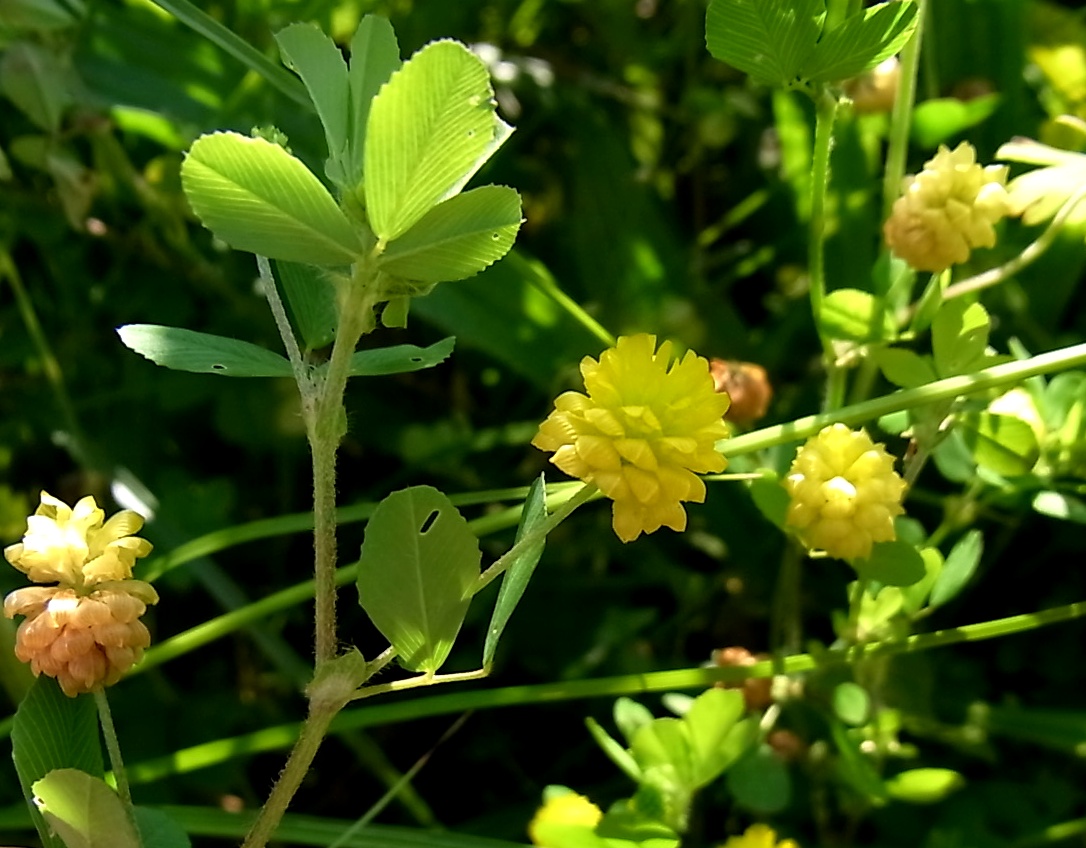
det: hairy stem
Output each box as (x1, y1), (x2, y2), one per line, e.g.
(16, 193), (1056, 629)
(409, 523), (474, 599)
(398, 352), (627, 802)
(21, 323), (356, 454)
(94, 690), (134, 821)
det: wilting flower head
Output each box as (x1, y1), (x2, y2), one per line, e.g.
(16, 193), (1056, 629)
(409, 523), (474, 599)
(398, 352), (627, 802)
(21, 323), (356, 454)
(528, 790), (602, 847)
(783, 425), (906, 561)
(4, 492), (157, 696)
(722, 823), (800, 848)
(883, 142), (1012, 273)
(532, 334), (731, 542)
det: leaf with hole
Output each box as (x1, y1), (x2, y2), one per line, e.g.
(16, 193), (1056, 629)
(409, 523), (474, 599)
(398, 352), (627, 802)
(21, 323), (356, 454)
(356, 486), (480, 673)
(379, 185), (522, 283)
(365, 40), (500, 241)
(181, 132), (363, 265)
(118, 325), (292, 378)
(483, 473), (548, 668)
(33, 769), (141, 848)
(344, 336), (455, 377)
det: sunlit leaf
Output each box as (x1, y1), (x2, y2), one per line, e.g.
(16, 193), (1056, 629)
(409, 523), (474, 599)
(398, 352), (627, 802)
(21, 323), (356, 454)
(33, 769), (141, 848)
(118, 325), (292, 378)
(705, 0), (823, 87)
(181, 132), (363, 265)
(833, 682), (871, 726)
(884, 768), (965, 804)
(365, 41), (498, 241)
(1032, 490), (1086, 524)
(959, 411), (1040, 476)
(820, 288), (895, 342)
(356, 486), (480, 673)
(348, 14), (402, 185)
(379, 185), (522, 283)
(483, 474), (548, 668)
(932, 300), (990, 377)
(805, 1), (919, 83)
(929, 529), (983, 609)
(872, 347), (936, 389)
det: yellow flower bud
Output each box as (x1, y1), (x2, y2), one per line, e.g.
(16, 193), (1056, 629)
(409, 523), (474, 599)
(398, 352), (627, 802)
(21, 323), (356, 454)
(532, 334), (731, 542)
(722, 823), (800, 848)
(528, 791), (602, 846)
(783, 424), (906, 561)
(5, 582), (159, 697)
(4, 491), (158, 696)
(883, 142), (1012, 273)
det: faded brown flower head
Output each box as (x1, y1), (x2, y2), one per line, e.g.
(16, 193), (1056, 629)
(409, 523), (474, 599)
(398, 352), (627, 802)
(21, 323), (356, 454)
(4, 492), (158, 696)
(883, 142), (1012, 273)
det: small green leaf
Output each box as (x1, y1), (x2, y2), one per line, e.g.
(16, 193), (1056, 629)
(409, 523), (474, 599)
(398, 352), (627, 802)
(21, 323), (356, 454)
(1033, 490), (1086, 524)
(586, 716), (642, 782)
(872, 347), (936, 389)
(379, 185), (523, 283)
(683, 688), (751, 787)
(356, 486), (480, 673)
(365, 40), (499, 241)
(181, 132), (363, 265)
(884, 768), (965, 804)
(900, 547), (943, 614)
(348, 14), (402, 185)
(820, 288), (895, 342)
(134, 807), (193, 848)
(12, 678), (103, 848)
(959, 411), (1040, 476)
(380, 295), (411, 328)
(615, 697), (656, 746)
(33, 769), (140, 848)
(830, 720), (888, 803)
(929, 529), (983, 609)
(275, 260), (339, 351)
(748, 473), (791, 531)
(117, 325), (291, 378)
(705, 0), (823, 87)
(932, 300), (990, 377)
(833, 682), (871, 726)
(631, 718), (693, 789)
(852, 540), (927, 587)
(912, 94), (1002, 148)
(805, 1), (919, 84)
(0, 42), (71, 132)
(726, 745), (792, 813)
(274, 24), (349, 175)
(345, 336), (455, 377)
(483, 473), (548, 668)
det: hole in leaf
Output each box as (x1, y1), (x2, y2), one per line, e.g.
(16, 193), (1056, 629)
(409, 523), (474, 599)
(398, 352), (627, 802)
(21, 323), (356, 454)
(419, 510), (439, 534)
(410, 356), (423, 363)
(491, 232), (500, 239)
(212, 363), (226, 371)
(466, 129), (475, 138)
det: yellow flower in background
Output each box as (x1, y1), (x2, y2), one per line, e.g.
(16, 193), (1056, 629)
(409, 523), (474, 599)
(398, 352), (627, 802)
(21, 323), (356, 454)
(528, 791), (603, 846)
(783, 425), (906, 561)
(722, 823), (799, 848)
(883, 141), (1012, 273)
(4, 492), (158, 696)
(532, 334), (731, 542)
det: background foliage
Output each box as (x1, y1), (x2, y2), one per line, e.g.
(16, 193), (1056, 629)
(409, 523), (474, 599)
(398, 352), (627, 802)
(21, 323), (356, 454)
(3, 0), (1086, 845)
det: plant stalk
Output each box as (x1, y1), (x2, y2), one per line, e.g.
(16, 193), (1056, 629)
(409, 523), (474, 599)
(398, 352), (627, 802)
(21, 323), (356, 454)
(94, 690), (135, 822)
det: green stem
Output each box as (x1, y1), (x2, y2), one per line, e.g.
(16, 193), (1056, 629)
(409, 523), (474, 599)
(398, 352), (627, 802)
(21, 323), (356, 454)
(722, 340), (1086, 458)
(94, 690), (135, 820)
(809, 85), (839, 362)
(241, 698), (343, 848)
(881, 0), (926, 225)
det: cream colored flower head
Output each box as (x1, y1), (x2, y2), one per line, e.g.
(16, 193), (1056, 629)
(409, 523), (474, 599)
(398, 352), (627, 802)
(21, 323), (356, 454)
(532, 334), (731, 543)
(783, 424), (906, 561)
(883, 141), (1012, 273)
(722, 823), (799, 848)
(4, 491), (152, 588)
(4, 492), (158, 696)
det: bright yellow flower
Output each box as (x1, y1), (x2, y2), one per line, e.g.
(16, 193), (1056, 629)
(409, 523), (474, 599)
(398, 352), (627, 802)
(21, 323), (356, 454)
(4, 492), (158, 696)
(532, 334), (731, 542)
(722, 823), (799, 848)
(883, 142), (1012, 273)
(783, 425), (906, 561)
(528, 791), (603, 846)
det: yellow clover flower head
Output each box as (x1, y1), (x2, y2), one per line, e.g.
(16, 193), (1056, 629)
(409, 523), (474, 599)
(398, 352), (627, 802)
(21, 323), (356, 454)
(528, 791), (603, 846)
(722, 823), (799, 848)
(883, 141), (1012, 273)
(532, 334), (731, 543)
(783, 425), (906, 561)
(4, 491), (158, 697)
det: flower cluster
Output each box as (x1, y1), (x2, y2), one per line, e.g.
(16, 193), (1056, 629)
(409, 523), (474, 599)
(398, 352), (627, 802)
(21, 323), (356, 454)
(783, 425), (906, 561)
(883, 142), (1012, 273)
(4, 492), (158, 697)
(528, 791), (602, 846)
(532, 334), (731, 542)
(723, 823), (799, 848)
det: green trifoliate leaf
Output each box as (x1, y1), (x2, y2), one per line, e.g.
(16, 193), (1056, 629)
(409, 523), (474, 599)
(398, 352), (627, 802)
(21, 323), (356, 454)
(356, 486), (480, 673)
(805, 1), (918, 84)
(118, 325), (292, 378)
(33, 769), (141, 848)
(959, 410), (1040, 477)
(274, 23), (350, 182)
(379, 185), (523, 283)
(364, 40), (500, 241)
(706, 0), (823, 87)
(181, 132), (364, 265)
